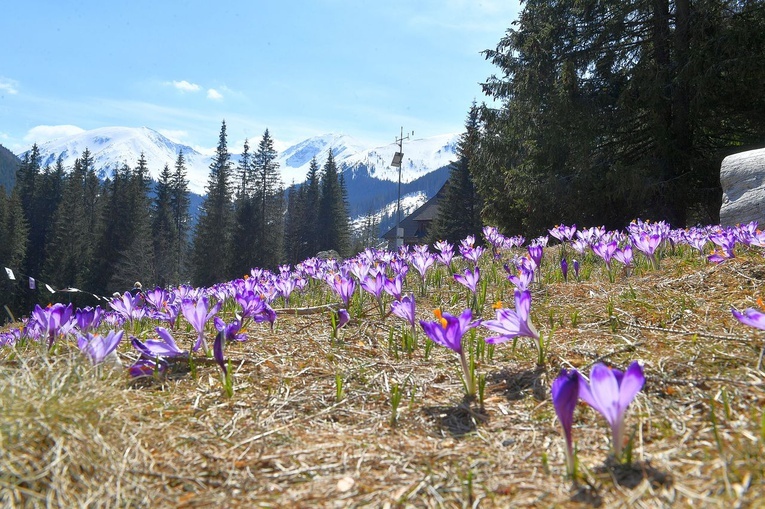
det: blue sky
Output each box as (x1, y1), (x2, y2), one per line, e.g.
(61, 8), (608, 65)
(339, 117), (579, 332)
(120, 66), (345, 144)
(0, 1), (519, 154)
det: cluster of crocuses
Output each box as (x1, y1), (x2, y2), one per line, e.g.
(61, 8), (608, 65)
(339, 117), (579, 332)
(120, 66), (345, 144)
(3, 218), (765, 475)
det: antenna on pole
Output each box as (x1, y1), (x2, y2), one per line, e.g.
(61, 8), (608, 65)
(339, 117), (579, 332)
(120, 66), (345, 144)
(391, 126), (410, 249)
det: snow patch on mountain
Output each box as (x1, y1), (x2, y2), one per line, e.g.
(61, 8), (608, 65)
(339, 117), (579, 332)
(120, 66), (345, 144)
(19, 126), (459, 200)
(27, 126), (211, 195)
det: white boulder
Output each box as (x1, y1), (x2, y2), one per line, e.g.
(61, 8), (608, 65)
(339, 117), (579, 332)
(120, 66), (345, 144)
(720, 147), (765, 226)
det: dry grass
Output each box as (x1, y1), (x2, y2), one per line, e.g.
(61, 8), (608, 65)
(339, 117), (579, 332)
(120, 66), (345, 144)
(2, 247), (765, 507)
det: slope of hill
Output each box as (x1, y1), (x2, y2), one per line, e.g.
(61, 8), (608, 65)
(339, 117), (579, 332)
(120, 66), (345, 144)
(0, 143), (20, 193)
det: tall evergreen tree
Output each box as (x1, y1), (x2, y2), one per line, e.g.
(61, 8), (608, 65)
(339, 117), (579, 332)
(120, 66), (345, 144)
(152, 163), (176, 287)
(111, 154), (154, 290)
(317, 150), (351, 255)
(0, 187), (29, 320)
(474, 0), (765, 234)
(429, 103), (483, 244)
(191, 121), (234, 286)
(170, 150), (191, 284)
(300, 157), (321, 259)
(230, 139), (262, 276)
(283, 184), (306, 264)
(44, 149), (101, 291)
(252, 129), (285, 268)
(91, 163), (132, 294)
(24, 154), (65, 279)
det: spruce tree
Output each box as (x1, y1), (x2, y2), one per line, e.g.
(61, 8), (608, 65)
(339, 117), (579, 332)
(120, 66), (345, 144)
(252, 129), (285, 268)
(170, 151), (191, 284)
(317, 150), (350, 255)
(25, 155), (65, 279)
(191, 121), (234, 286)
(152, 163), (176, 287)
(230, 139), (261, 276)
(44, 149), (100, 291)
(0, 187), (29, 320)
(428, 103), (483, 244)
(90, 163), (132, 294)
(111, 154), (154, 291)
(283, 184), (306, 264)
(300, 157), (321, 259)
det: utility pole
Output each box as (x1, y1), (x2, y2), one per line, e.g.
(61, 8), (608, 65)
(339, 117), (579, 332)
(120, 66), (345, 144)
(391, 126), (412, 248)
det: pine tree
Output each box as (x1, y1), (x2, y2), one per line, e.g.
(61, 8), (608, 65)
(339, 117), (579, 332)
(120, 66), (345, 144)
(0, 187), (29, 320)
(191, 121), (234, 286)
(428, 103), (483, 244)
(300, 157), (321, 259)
(44, 149), (100, 291)
(317, 150), (350, 255)
(252, 129), (285, 268)
(170, 151), (191, 284)
(230, 139), (261, 276)
(90, 163), (132, 294)
(25, 155), (65, 279)
(152, 163), (176, 287)
(475, 0), (765, 232)
(283, 184), (306, 264)
(111, 154), (154, 291)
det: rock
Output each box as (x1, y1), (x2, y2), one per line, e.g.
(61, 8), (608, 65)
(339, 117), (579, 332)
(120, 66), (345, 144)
(720, 147), (765, 226)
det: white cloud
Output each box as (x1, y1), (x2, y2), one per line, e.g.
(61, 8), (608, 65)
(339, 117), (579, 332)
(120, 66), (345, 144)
(23, 125), (85, 144)
(0, 77), (20, 95)
(207, 88), (223, 101)
(170, 80), (201, 93)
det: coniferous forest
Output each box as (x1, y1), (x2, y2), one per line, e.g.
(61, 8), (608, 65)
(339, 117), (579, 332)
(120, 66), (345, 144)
(0, 121), (353, 319)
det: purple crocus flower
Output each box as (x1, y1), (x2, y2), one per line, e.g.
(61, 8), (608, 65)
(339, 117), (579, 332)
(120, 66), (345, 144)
(561, 258), (569, 282)
(109, 292), (146, 323)
(383, 275), (404, 301)
(613, 245), (633, 268)
(592, 240), (618, 270)
(77, 330), (124, 365)
(528, 244), (544, 270)
(31, 303), (74, 348)
(410, 251), (436, 280)
(180, 297), (222, 353)
(131, 327), (186, 358)
(483, 290), (540, 344)
(128, 358), (167, 378)
(453, 267), (481, 293)
(143, 287), (171, 311)
(551, 369), (580, 475)
(573, 259), (580, 279)
(577, 361), (645, 458)
(214, 317), (246, 342)
(731, 303), (765, 369)
(361, 272), (386, 300)
(336, 309), (350, 329)
(327, 274), (356, 307)
(213, 322), (230, 376)
(631, 231), (662, 268)
(420, 308), (481, 395)
(506, 262), (535, 291)
(391, 293), (416, 328)
(75, 306), (104, 333)
(732, 305), (765, 330)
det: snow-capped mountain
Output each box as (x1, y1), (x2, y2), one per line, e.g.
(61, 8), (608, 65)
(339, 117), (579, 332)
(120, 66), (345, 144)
(27, 126), (211, 195)
(18, 126), (460, 234)
(276, 132), (460, 186)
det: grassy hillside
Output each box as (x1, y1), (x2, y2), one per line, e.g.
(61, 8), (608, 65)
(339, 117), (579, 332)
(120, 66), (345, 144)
(1, 230), (764, 506)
